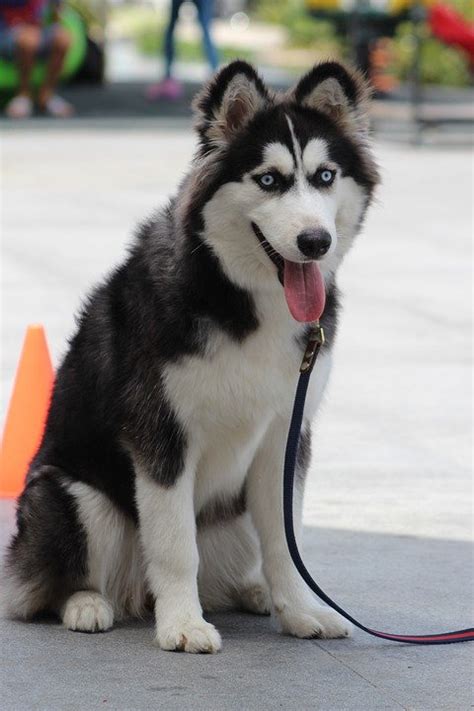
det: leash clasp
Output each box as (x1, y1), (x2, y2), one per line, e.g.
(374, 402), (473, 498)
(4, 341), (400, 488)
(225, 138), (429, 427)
(300, 321), (325, 373)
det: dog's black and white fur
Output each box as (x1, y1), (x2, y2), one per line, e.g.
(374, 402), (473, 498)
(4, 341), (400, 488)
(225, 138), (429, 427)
(4, 61), (379, 652)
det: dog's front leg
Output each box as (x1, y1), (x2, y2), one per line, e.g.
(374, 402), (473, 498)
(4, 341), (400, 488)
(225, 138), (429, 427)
(247, 416), (352, 640)
(135, 460), (221, 653)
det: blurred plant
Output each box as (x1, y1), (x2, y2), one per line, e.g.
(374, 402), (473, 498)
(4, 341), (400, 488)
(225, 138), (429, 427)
(448, 0), (473, 22)
(251, 0), (344, 56)
(251, 0), (300, 25)
(110, 5), (159, 39)
(110, 5), (253, 63)
(138, 25), (253, 62)
(66, 0), (104, 30)
(286, 16), (343, 52)
(65, 0), (107, 47)
(108, 0), (472, 86)
(393, 21), (471, 86)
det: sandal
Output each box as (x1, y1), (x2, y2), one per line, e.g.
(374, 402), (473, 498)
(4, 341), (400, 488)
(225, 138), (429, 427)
(146, 78), (183, 101)
(41, 94), (74, 118)
(5, 94), (33, 119)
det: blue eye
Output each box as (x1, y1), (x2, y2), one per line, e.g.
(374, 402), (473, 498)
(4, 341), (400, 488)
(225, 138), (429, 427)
(259, 173), (276, 188)
(319, 169), (335, 185)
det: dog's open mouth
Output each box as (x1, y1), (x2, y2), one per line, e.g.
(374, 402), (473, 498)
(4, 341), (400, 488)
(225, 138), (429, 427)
(251, 221), (326, 323)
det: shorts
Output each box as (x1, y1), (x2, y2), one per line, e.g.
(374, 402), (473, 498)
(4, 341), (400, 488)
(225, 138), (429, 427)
(0, 23), (59, 58)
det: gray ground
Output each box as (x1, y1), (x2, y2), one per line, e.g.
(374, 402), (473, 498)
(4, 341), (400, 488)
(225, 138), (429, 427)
(1, 125), (472, 710)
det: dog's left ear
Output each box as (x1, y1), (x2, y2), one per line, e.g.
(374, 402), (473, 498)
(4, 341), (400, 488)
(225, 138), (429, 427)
(292, 61), (371, 136)
(193, 60), (270, 149)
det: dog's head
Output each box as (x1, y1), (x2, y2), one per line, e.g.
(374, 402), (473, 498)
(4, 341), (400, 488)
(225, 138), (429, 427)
(185, 60), (379, 322)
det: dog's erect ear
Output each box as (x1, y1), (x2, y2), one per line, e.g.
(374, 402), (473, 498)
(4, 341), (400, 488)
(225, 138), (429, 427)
(193, 61), (270, 149)
(292, 61), (371, 137)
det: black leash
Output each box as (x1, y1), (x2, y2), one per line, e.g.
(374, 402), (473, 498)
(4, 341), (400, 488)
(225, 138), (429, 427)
(283, 321), (474, 645)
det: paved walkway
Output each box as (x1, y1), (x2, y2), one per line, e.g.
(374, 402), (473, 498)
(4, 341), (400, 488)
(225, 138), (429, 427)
(1, 126), (472, 710)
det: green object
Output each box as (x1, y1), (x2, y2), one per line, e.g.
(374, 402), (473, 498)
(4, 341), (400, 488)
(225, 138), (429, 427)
(0, 7), (87, 90)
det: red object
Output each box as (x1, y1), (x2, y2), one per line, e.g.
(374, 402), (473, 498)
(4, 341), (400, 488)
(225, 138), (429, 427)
(429, 3), (474, 63)
(1, 0), (48, 26)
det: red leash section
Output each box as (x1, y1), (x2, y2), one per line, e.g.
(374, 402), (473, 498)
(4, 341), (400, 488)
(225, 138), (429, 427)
(283, 323), (474, 646)
(366, 629), (474, 644)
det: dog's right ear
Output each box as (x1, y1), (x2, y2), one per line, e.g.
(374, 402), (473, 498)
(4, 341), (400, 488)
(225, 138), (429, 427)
(193, 61), (270, 150)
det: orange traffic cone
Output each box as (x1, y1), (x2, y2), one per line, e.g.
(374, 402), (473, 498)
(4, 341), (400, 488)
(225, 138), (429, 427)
(0, 325), (54, 498)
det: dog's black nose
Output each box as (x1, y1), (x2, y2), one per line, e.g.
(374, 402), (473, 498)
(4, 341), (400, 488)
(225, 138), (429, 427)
(297, 229), (332, 259)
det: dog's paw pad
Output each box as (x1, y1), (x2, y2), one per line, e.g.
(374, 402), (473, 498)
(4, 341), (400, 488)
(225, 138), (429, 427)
(279, 605), (352, 639)
(62, 591), (114, 633)
(156, 618), (221, 653)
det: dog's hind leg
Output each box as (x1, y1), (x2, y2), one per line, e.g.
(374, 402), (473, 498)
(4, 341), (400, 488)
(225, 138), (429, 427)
(2, 466), (88, 622)
(61, 590), (114, 632)
(198, 511), (271, 615)
(64, 481), (147, 625)
(238, 570), (272, 616)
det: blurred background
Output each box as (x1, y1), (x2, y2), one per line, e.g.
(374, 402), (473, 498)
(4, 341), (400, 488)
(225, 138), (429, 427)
(0, 0), (473, 131)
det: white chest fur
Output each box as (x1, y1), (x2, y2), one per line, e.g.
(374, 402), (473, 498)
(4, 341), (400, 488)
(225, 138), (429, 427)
(163, 291), (332, 510)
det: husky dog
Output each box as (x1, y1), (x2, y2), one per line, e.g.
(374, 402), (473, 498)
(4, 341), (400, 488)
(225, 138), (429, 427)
(4, 61), (378, 653)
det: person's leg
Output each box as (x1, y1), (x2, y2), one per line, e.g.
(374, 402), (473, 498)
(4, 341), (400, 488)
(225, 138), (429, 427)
(164, 0), (184, 79)
(146, 0), (184, 100)
(37, 25), (73, 115)
(15, 25), (41, 95)
(4, 24), (40, 118)
(194, 0), (218, 72)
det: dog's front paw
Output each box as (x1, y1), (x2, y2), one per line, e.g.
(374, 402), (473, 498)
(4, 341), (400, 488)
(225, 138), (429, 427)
(278, 603), (352, 639)
(156, 616), (222, 653)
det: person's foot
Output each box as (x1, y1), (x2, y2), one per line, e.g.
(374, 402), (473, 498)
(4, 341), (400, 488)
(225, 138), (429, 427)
(39, 93), (74, 118)
(5, 94), (33, 119)
(146, 78), (183, 101)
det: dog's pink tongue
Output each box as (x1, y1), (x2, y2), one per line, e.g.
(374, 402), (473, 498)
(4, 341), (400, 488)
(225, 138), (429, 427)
(283, 260), (326, 322)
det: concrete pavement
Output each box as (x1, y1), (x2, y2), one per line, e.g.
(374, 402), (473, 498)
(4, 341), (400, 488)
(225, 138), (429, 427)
(1, 125), (472, 710)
